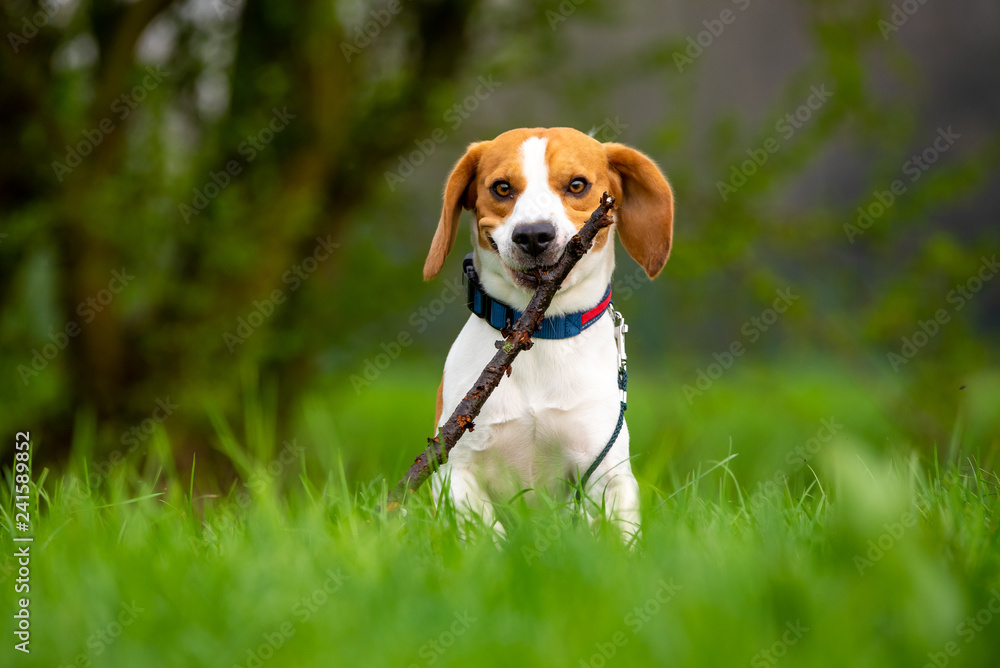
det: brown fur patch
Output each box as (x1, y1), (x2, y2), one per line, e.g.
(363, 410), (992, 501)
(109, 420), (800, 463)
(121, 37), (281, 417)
(434, 371), (445, 429)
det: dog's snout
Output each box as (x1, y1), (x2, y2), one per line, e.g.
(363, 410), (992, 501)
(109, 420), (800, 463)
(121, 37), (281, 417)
(512, 222), (556, 257)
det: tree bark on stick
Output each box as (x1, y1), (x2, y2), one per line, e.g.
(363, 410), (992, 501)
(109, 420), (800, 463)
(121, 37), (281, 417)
(386, 192), (616, 509)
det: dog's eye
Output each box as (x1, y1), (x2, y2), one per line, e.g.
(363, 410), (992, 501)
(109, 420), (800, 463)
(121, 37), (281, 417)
(492, 181), (512, 198)
(568, 177), (588, 195)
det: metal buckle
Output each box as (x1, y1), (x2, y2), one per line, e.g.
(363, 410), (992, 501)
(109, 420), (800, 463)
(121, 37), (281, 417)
(609, 305), (628, 403)
(463, 254), (478, 313)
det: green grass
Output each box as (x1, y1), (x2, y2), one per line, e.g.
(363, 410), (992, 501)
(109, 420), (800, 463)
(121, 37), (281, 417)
(2, 362), (1000, 667)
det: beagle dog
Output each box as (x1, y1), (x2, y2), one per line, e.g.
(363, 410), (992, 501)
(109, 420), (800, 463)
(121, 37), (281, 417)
(423, 127), (673, 539)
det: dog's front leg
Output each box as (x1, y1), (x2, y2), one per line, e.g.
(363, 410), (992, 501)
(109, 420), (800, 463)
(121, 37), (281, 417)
(583, 427), (641, 543)
(595, 468), (641, 544)
(431, 462), (505, 539)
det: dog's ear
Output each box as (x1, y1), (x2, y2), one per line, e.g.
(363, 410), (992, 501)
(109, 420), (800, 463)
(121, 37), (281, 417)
(423, 142), (487, 281)
(604, 143), (674, 279)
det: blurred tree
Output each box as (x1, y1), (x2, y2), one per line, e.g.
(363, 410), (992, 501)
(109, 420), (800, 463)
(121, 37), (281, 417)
(0, 0), (564, 463)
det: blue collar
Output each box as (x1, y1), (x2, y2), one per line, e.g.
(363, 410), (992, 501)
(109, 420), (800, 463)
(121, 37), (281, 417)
(462, 254), (612, 339)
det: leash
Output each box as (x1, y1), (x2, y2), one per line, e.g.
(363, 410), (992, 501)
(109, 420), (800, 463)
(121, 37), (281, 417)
(577, 305), (628, 501)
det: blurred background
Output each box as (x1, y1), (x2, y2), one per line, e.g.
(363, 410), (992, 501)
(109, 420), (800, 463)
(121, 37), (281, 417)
(1, 0), (998, 486)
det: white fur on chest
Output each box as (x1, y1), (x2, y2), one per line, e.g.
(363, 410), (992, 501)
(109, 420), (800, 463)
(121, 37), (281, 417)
(439, 313), (622, 494)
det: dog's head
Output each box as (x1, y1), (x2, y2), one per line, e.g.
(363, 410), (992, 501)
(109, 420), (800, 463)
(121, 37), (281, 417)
(423, 127), (673, 313)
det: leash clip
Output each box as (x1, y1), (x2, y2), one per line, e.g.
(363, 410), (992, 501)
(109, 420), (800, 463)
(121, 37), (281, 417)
(577, 305), (630, 501)
(609, 306), (628, 404)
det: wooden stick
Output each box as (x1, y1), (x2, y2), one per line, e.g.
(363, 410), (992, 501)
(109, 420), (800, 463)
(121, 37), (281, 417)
(386, 192), (616, 509)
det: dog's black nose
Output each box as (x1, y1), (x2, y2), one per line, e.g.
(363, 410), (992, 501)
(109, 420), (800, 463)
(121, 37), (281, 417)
(512, 222), (556, 257)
